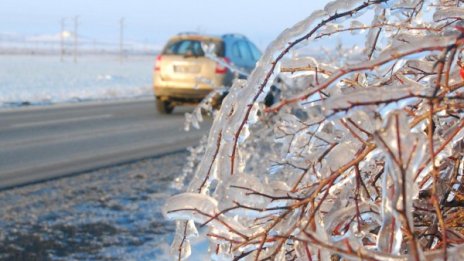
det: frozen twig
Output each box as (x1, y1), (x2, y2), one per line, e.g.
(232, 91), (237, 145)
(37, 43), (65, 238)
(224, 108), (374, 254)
(164, 0), (464, 259)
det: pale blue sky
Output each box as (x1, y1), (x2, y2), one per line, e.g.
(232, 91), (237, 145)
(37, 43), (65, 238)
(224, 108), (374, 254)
(0, 0), (329, 48)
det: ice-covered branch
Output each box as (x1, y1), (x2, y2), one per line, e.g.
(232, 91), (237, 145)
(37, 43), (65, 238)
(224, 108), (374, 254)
(164, 0), (464, 259)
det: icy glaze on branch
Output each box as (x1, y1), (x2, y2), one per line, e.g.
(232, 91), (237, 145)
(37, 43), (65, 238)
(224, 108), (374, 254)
(165, 0), (464, 260)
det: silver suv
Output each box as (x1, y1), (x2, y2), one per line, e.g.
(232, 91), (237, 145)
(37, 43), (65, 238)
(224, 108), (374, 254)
(153, 33), (261, 114)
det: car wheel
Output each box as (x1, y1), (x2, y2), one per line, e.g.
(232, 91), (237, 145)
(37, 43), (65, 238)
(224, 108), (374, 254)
(156, 98), (174, 114)
(210, 91), (227, 110)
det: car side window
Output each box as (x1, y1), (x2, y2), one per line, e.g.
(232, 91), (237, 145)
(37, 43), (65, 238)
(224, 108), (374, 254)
(248, 41), (261, 62)
(231, 42), (241, 59)
(238, 41), (253, 62)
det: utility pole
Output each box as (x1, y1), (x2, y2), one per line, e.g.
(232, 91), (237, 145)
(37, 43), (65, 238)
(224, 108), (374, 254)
(74, 16), (79, 63)
(119, 17), (125, 63)
(60, 18), (65, 62)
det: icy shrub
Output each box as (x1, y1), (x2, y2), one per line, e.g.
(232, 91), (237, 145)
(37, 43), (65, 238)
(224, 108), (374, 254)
(165, 0), (464, 260)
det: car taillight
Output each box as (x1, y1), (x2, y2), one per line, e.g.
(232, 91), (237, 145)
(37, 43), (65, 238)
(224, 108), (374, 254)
(215, 57), (230, 74)
(154, 55), (162, 71)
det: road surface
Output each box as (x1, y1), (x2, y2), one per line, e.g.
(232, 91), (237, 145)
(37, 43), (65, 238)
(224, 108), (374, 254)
(0, 99), (209, 190)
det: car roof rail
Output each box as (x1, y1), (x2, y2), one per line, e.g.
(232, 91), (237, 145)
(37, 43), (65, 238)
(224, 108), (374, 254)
(221, 33), (247, 39)
(175, 32), (222, 40)
(177, 31), (200, 36)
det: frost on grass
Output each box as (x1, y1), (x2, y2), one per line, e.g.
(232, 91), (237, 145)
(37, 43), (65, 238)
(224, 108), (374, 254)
(164, 0), (464, 260)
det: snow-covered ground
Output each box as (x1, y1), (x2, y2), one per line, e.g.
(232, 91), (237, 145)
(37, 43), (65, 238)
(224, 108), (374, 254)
(0, 55), (155, 108)
(0, 152), (192, 260)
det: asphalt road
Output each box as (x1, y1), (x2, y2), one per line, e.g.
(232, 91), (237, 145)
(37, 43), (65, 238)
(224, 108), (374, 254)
(0, 99), (208, 190)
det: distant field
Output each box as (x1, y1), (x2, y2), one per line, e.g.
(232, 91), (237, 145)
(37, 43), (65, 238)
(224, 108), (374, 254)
(0, 55), (155, 108)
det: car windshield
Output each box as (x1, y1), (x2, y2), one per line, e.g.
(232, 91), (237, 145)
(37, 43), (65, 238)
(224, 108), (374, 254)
(163, 39), (224, 57)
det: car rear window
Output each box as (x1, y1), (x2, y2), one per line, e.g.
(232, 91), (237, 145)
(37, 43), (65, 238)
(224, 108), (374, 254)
(163, 39), (224, 57)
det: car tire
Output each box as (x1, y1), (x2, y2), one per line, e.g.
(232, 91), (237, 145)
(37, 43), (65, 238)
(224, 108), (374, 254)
(210, 91), (227, 110)
(156, 98), (174, 114)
